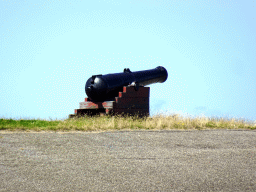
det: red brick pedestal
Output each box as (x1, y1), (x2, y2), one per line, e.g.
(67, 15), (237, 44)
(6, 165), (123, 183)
(69, 86), (150, 118)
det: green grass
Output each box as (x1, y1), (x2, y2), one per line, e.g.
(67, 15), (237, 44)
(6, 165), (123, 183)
(0, 112), (255, 132)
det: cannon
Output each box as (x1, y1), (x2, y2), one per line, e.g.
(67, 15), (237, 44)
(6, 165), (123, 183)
(85, 66), (168, 102)
(69, 66), (168, 118)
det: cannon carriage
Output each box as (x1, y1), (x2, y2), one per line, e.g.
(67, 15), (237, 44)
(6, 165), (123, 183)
(69, 66), (168, 118)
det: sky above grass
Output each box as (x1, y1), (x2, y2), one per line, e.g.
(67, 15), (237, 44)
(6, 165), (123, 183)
(1, 0), (255, 122)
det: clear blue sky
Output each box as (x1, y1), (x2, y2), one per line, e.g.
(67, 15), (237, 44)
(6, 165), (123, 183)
(1, 0), (255, 122)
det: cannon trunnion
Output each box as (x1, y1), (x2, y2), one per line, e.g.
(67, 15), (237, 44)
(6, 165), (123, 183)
(69, 66), (168, 118)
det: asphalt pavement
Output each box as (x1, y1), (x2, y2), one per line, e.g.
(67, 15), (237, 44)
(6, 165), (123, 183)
(0, 129), (256, 191)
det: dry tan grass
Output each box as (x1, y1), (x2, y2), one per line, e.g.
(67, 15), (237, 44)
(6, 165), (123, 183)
(55, 112), (255, 132)
(1, 112), (255, 132)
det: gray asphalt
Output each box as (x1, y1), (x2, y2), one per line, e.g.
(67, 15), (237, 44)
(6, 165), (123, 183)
(0, 129), (256, 192)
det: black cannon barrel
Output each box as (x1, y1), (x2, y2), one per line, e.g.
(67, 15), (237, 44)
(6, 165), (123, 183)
(85, 66), (168, 101)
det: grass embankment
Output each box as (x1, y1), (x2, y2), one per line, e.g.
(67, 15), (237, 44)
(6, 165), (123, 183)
(0, 113), (255, 132)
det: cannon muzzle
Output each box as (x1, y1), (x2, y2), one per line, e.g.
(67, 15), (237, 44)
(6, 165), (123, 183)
(85, 66), (168, 101)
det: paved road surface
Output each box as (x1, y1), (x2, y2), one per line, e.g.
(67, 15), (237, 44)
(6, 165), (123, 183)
(0, 129), (256, 191)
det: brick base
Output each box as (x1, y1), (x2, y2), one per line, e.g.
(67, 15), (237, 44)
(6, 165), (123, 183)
(69, 86), (150, 118)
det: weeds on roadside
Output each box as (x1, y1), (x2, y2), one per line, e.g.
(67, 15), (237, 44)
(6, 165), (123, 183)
(0, 111), (255, 132)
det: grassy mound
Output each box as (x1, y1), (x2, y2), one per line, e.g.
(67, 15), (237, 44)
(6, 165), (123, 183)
(1, 113), (255, 132)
